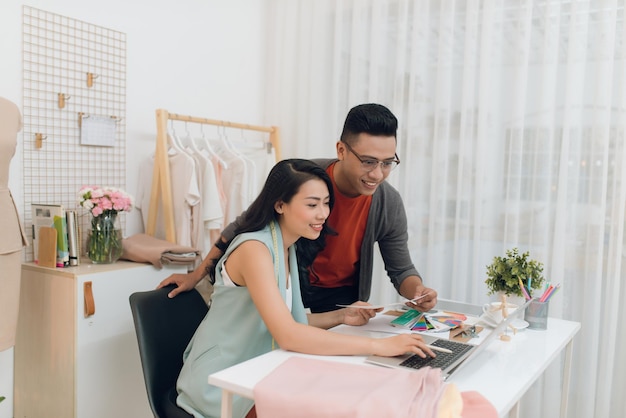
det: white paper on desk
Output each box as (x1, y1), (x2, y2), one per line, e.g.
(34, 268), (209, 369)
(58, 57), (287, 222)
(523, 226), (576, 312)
(336, 297), (426, 310)
(81, 115), (116, 147)
(336, 304), (386, 310)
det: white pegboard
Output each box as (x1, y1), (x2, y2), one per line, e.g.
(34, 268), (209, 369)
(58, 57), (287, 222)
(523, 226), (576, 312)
(22, 6), (127, 261)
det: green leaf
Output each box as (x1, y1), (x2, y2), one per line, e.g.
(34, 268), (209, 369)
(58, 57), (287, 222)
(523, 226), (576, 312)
(485, 247), (545, 296)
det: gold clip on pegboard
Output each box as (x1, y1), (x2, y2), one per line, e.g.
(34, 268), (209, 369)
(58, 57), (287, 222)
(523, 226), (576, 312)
(78, 112), (87, 128)
(78, 113), (122, 128)
(58, 93), (70, 109)
(86, 72), (99, 88)
(35, 133), (47, 149)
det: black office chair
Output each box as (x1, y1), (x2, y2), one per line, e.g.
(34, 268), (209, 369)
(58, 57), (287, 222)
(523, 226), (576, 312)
(129, 285), (209, 418)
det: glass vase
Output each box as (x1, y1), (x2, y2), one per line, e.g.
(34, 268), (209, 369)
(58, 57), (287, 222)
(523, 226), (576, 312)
(87, 212), (123, 264)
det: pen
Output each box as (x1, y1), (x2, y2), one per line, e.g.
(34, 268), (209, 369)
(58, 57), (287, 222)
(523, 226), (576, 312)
(409, 293), (429, 303)
(336, 293), (432, 310)
(426, 344), (453, 354)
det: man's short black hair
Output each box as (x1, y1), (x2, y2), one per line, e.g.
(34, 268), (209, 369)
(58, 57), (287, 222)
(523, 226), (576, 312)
(340, 103), (398, 145)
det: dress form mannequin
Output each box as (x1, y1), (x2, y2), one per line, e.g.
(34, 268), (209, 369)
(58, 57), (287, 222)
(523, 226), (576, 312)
(0, 97), (27, 352)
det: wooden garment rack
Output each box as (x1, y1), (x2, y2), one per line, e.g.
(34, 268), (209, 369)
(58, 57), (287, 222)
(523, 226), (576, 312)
(147, 108), (282, 243)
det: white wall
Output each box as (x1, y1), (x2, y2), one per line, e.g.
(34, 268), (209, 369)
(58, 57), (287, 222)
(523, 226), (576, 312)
(0, 1), (267, 416)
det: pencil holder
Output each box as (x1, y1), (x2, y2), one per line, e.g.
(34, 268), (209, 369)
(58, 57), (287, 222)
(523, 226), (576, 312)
(525, 299), (549, 330)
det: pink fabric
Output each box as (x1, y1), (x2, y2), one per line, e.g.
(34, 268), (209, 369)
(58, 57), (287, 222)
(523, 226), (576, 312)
(460, 391), (498, 418)
(253, 356), (449, 418)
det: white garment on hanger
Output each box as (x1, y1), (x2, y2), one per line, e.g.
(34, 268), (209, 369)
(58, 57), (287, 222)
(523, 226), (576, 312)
(241, 143), (276, 200)
(136, 152), (200, 247)
(194, 148), (224, 258)
(217, 132), (257, 204)
(179, 131), (226, 256)
(209, 154), (228, 245)
(217, 149), (250, 226)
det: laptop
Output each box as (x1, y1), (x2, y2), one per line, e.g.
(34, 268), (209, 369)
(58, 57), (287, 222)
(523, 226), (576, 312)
(364, 299), (532, 380)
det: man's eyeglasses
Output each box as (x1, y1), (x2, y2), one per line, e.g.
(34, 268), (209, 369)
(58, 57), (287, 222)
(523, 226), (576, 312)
(342, 141), (400, 172)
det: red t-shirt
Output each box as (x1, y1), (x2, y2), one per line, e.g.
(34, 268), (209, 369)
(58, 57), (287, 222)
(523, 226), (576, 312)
(308, 163), (372, 288)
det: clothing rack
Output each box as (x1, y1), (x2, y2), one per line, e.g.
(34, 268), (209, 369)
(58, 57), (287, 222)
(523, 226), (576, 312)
(148, 108), (281, 243)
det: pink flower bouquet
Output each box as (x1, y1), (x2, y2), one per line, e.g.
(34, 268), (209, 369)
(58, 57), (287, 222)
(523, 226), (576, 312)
(78, 186), (133, 264)
(78, 186), (133, 217)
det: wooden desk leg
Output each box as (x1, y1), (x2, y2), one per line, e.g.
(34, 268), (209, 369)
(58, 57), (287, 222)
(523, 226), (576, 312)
(509, 401), (521, 418)
(221, 390), (234, 418)
(560, 339), (574, 418)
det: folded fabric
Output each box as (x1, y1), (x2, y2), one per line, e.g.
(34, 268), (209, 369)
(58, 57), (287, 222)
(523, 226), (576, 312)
(121, 233), (199, 268)
(253, 356), (462, 418)
(161, 251), (200, 265)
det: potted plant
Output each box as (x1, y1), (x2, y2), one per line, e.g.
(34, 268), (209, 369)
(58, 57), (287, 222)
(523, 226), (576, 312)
(485, 247), (545, 298)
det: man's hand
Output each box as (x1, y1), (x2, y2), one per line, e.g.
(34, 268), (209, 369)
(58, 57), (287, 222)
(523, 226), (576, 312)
(157, 272), (200, 298)
(406, 284), (438, 312)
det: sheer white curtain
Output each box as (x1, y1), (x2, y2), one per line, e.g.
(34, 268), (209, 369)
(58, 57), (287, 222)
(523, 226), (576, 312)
(265, 1), (625, 417)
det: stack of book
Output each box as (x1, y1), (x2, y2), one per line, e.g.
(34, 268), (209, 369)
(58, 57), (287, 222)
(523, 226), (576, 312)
(32, 204), (80, 267)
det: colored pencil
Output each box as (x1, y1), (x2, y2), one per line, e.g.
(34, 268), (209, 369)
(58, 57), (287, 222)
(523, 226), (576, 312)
(519, 278), (531, 300)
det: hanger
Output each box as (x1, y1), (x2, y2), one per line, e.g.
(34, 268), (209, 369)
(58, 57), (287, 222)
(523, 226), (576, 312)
(221, 125), (257, 173)
(197, 124), (228, 169)
(226, 128), (267, 152)
(236, 128), (260, 170)
(218, 124), (243, 158)
(209, 125), (244, 164)
(208, 126), (262, 202)
(167, 120), (185, 154)
(182, 121), (203, 156)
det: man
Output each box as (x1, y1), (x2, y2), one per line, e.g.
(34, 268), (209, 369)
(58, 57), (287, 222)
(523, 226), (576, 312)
(159, 103), (437, 314)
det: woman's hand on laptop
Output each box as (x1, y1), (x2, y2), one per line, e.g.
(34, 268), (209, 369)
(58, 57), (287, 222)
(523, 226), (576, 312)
(372, 334), (437, 358)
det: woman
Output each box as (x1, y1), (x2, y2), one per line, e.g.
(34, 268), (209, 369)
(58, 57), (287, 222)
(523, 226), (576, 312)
(176, 159), (436, 418)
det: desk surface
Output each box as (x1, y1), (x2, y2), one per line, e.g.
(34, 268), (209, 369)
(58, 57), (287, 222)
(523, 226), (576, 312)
(209, 316), (580, 417)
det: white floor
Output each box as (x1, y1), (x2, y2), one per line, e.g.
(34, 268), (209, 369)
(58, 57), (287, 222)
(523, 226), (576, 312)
(0, 348), (14, 418)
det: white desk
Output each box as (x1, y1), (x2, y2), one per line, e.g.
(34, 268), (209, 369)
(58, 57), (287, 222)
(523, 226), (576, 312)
(209, 316), (580, 418)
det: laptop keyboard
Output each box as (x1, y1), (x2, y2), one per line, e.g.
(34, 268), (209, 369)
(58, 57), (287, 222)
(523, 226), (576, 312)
(399, 339), (474, 370)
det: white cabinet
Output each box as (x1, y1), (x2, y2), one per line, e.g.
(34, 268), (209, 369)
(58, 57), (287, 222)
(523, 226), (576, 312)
(14, 261), (188, 418)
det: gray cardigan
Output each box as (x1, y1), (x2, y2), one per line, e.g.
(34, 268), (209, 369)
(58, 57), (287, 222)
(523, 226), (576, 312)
(222, 158), (421, 302)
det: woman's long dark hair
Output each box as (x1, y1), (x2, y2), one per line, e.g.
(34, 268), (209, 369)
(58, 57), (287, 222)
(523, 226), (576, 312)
(209, 159), (335, 282)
